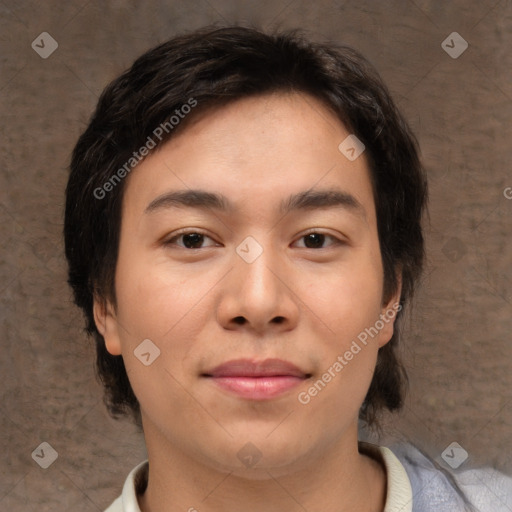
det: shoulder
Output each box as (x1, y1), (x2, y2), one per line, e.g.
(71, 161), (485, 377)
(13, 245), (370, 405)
(455, 464), (512, 512)
(389, 443), (512, 512)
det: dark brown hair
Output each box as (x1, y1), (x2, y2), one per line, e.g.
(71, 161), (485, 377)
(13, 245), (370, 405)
(64, 25), (427, 430)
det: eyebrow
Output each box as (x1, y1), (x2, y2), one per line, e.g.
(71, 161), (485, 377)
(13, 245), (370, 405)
(144, 188), (366, 219)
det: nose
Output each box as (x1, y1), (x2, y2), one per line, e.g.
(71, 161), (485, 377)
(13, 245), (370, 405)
(216, 241), (300, 335)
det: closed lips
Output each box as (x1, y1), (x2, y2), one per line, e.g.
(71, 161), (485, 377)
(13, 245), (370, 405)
(203, 358), (310, 378)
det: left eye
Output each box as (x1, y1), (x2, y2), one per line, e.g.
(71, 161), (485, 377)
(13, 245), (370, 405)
(166, 232), (218, 249)
(293, 233), (340, 249)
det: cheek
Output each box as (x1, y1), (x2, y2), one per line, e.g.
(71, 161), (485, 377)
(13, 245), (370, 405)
(114, 247), (215, 338)
(301, 257), (384, 340)
(112, 251), (227, 398)
(113, 262), (217, 416)
(296, 253), (385, 405)
(299, 274), (384, 420)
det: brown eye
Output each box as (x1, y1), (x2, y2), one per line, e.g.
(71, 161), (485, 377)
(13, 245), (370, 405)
(303, 233), (326, 248)
(293, 231), (341, 249)
(165, 231), (217, 249)
(182, 233), (205, 248)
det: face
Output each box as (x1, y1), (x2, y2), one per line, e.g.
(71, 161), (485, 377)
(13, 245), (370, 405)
(94, 92), (400, 478)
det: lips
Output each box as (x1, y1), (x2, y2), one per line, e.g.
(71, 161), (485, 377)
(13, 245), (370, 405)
(203, 359), (310, 400)
(205, 358), (308, 378)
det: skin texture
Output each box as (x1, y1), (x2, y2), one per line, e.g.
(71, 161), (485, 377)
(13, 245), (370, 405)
(94, 92), (401, 512)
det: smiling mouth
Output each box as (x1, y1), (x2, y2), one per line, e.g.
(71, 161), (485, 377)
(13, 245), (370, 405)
(202, 358), (311, 400)
(206, 375), (307, 400)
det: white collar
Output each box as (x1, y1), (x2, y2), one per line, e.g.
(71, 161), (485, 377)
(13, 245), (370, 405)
(360, 442), (413, 512)
(105, 443), (413, 512)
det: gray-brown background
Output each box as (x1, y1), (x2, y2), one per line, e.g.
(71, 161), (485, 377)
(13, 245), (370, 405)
(1, 1), (511, 510)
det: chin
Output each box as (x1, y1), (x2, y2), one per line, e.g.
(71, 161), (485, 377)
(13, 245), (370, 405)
(198, 433), (316, 480)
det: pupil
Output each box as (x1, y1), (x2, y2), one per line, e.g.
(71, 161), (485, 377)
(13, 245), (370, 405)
(183, 233), (203, 248)
(305, 233), (324, 248)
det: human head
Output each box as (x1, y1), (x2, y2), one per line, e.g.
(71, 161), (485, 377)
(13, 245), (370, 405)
(64, 25), (427, 431)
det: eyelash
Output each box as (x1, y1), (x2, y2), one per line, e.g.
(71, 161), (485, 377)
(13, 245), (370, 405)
(164, 229), (344, 250)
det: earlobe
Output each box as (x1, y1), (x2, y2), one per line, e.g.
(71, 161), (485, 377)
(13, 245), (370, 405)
(93, 297), (122, 356)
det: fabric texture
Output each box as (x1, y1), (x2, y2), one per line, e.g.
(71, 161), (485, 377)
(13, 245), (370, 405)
(104, 442), (512, 511)
(392, 443), (512, 511)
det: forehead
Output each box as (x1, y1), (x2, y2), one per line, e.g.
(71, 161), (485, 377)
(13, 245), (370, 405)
(121, 92), (375, 222)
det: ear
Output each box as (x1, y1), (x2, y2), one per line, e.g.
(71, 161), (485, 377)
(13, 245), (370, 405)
(93, 296), (122, 356)
(377, 271), (403, 348)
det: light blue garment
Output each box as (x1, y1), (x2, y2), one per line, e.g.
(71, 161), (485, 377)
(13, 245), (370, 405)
(391, 443), (512, 512)
(105, 443), (512, 511)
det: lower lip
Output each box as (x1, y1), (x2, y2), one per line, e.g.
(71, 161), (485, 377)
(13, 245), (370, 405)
(208, 376), (305, 400)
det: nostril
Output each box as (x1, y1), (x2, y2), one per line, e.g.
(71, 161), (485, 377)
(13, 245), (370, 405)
(233, 316), (246, 325)
(272, 316), (285, 324)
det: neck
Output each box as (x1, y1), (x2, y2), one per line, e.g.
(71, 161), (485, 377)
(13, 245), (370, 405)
(138, 421), (386, 512)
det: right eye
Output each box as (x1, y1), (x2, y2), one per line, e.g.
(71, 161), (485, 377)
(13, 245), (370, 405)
(164, 231), (219, 249)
